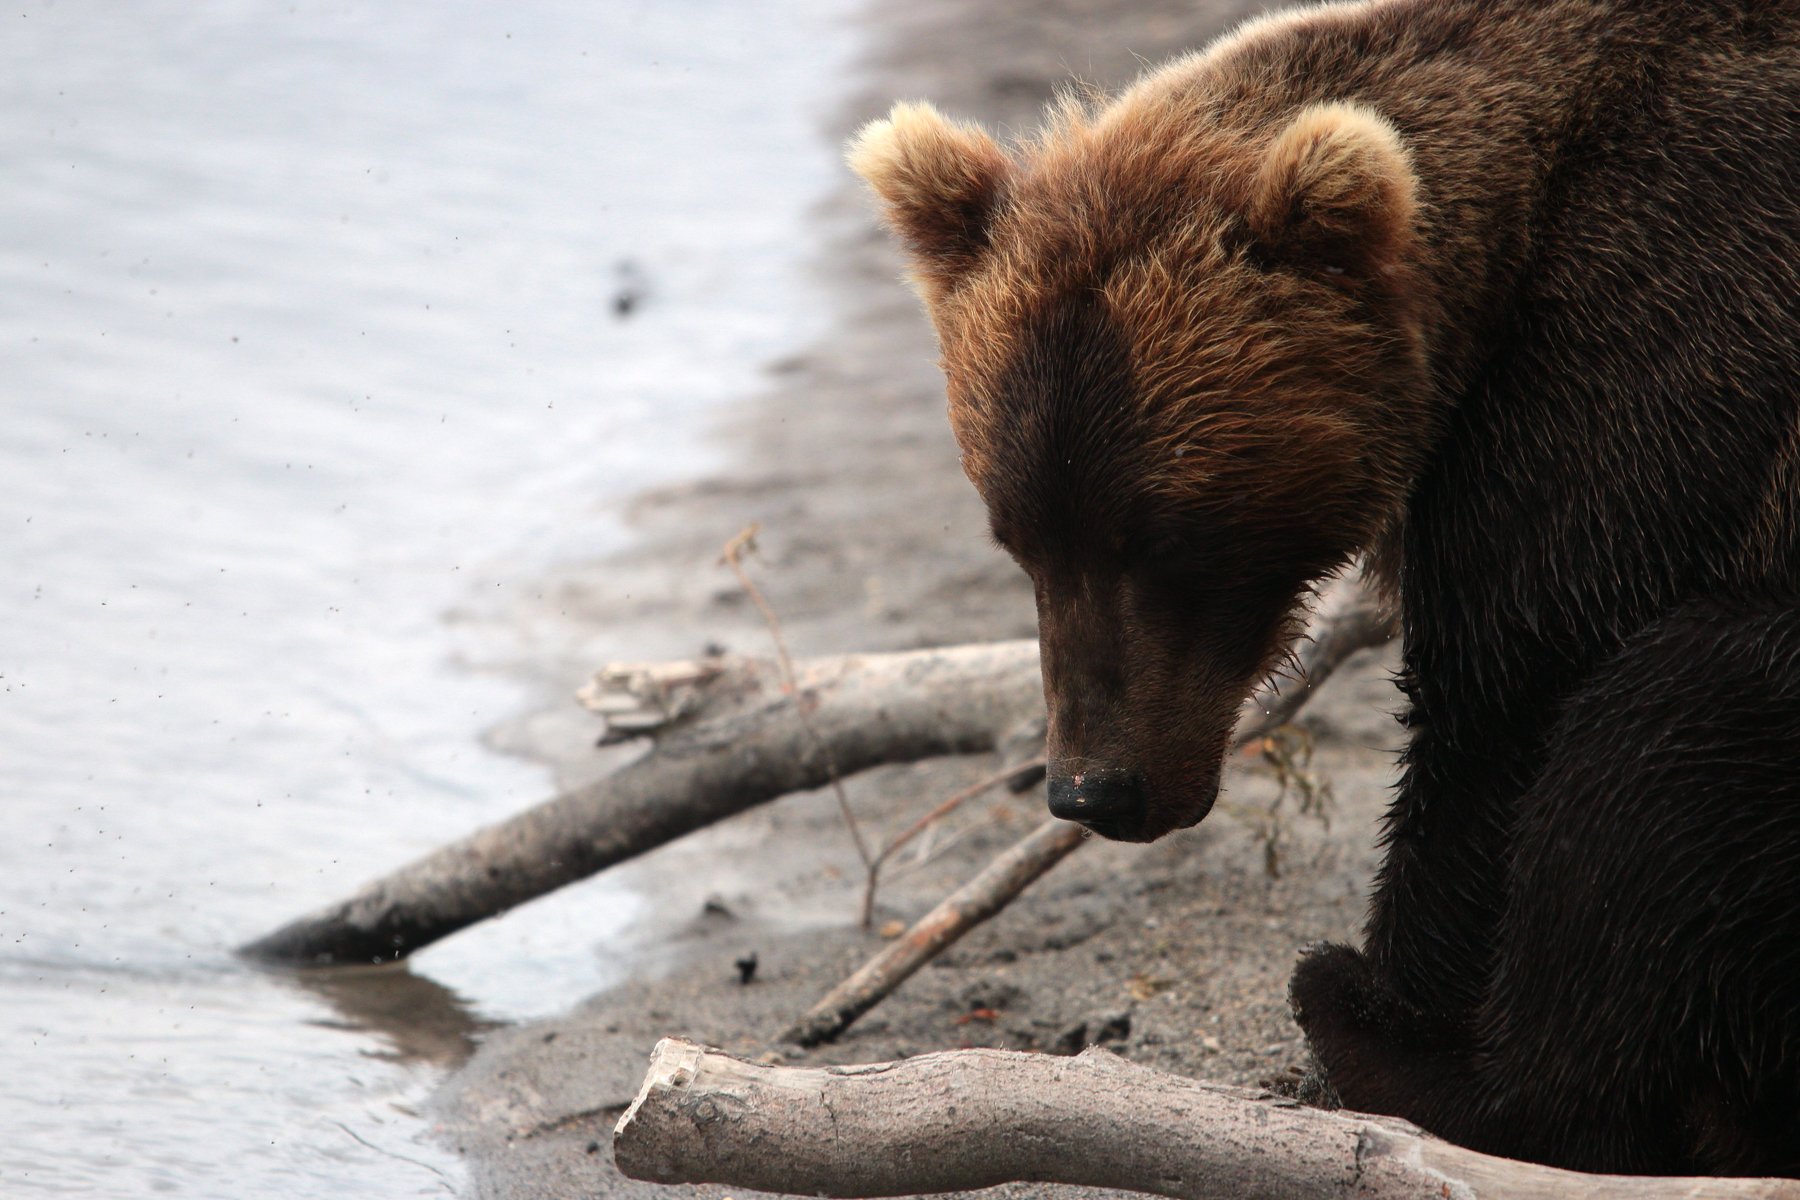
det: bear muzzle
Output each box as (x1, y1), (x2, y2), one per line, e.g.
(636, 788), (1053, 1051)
(1047, 758), (1223, 842)
(1047, 767), (1152, 841)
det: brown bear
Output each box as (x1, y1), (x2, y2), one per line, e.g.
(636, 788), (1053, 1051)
(850, 0), (1800, 1176)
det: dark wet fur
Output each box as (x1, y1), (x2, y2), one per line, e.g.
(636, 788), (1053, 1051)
(1283, 0), (1800, 1175)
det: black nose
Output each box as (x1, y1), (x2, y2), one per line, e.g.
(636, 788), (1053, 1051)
(1047, 770), (1146, 837)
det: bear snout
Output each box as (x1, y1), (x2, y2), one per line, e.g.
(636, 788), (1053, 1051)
(1047, 768), (1149, 840)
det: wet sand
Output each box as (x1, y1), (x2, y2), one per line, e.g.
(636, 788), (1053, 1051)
(435, 0), (1408, 1195)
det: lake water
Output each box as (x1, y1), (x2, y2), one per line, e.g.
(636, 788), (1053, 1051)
(0, 2), (853, 1194)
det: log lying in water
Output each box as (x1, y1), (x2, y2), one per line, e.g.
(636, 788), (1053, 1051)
(240, 640), (1043, 965)
(614, 1037), (1800, 1200)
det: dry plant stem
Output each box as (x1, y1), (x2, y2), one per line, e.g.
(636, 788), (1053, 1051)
(721, 525), (875, 889)
(614, 1038), (1800, 1200)
(239, 641), (1043, 966)
(858, 755), (1048, 928)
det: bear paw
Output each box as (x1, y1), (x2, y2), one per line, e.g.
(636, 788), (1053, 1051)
(1289, 941), (1391, 1038)
(1288, 949), (1468, 1129)
(1288, 942), (1452, 1119)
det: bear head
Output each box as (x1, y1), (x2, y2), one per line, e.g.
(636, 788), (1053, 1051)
(851, 89), (1434, 842)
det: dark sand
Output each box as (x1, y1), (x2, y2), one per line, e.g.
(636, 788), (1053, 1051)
(437, 1), (1407, 1195)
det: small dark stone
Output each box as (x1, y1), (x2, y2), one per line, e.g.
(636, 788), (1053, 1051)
(585, 1140), (600, 1155)
(610, 259), (647, 319)
(734, 952), (759, 985)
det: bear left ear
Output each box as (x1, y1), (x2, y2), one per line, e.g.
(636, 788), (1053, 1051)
(1245, 102), (1418, 282)
(849, 102), (1011, 295)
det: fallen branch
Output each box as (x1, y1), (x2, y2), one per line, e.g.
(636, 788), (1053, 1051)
(786, 814), (1088, 1047)
(783, 571), (1394, 1046)
(240, 641), (1042, 965)
(614, 1037), (1800, 1200)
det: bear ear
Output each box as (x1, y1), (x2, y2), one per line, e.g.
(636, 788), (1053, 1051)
(1244, 102), (1418, 282)
(849, 102), (1011, 293)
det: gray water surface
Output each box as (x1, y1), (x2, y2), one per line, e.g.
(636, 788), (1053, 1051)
(1, 2), (852, 1194)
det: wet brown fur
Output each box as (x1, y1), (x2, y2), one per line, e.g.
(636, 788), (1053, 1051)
(854, 0), (1800, 1174)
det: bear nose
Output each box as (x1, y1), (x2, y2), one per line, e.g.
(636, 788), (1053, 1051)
(1047, 770), (1146, 838)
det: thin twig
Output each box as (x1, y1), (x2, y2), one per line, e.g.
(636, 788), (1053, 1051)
(720, 525), (877, 911)
(859, 756), (1047, 926)
(878, 806), (1018, 887)
(719, 525), (800, 682)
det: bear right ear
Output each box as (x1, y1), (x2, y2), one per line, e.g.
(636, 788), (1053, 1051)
(849, 102), (1010, 294)
(1245, 102), (1418, 283)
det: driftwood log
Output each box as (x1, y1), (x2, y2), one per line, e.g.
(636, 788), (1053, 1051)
(782, 572), (1395, 1046)
(241, 641), (1043, 965)
(614, 1038), (1800, 1200)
